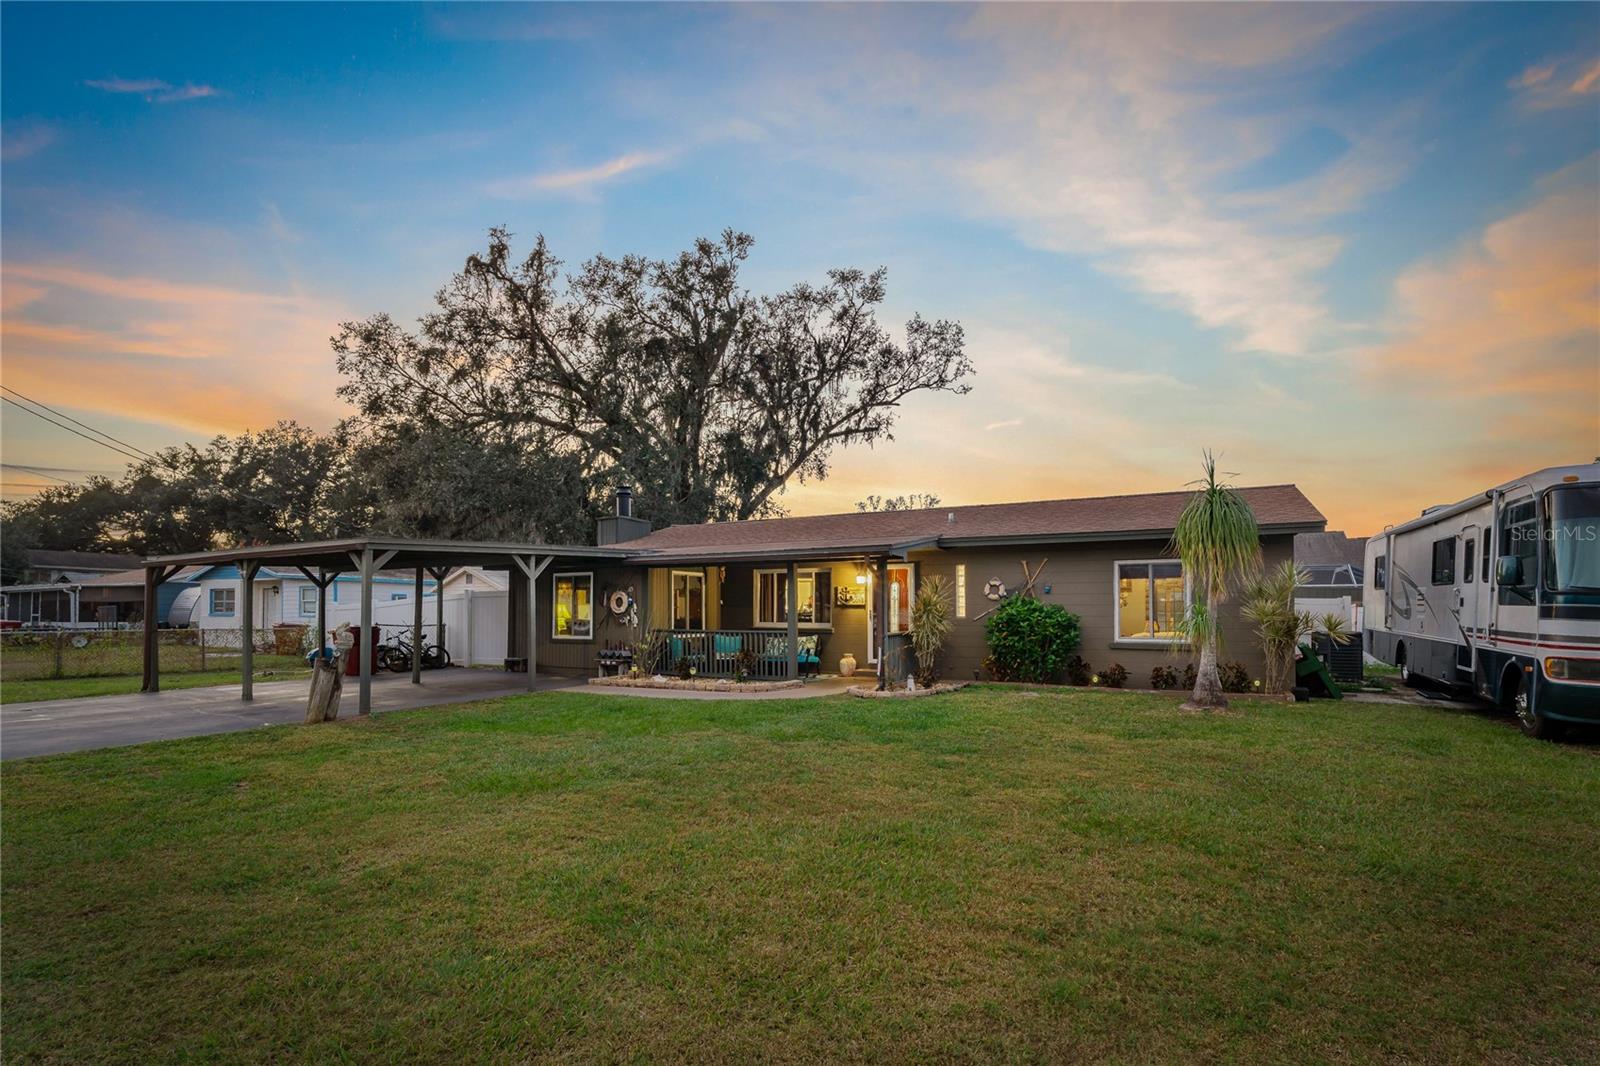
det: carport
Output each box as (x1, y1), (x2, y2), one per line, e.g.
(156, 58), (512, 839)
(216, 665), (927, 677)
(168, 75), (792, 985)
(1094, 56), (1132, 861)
(141, 539), (629, 714)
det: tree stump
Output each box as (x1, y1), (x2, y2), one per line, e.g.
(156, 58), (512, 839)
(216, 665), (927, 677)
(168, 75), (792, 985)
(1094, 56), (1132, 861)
(304, 654), (344, 724)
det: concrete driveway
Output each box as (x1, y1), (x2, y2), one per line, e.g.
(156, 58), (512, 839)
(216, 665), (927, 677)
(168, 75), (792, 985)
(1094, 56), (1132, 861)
(1, 669), (578, 761)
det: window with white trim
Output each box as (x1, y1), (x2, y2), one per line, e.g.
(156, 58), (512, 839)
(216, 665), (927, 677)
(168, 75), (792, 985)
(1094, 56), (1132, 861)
(955, 564), (967, 619)
(553, 572), (594, 639)
(754, 569), (832, 627)
(298, 586), (318, 615)
(671, 570), (705, 630)
(1115, 560), (1187, 642)
(210, 588), (236, 616)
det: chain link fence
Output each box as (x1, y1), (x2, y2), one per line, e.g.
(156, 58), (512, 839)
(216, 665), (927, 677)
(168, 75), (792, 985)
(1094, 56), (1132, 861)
(1, 622), (451, 682)
(0, 627), (312, 681)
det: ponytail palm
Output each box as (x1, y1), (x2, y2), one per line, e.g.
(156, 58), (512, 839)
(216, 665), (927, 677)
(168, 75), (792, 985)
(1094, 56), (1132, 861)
(1171, 452), (1261, 708)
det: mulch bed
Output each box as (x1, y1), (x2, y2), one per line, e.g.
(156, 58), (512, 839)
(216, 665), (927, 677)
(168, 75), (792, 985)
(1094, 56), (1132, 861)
(847, 681), (971, 699)
(588, 675), (804, 693)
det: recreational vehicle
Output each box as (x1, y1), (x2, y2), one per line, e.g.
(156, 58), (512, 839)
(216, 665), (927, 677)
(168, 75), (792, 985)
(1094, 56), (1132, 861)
(1364, 462), (1600, 737)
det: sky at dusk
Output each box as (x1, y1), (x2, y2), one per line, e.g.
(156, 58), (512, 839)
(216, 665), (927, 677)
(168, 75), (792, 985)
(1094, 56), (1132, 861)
(2, 2), (1597, 536)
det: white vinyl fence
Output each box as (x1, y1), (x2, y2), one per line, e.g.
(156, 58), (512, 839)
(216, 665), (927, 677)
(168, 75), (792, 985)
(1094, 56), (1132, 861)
(323, 589), (510, 666)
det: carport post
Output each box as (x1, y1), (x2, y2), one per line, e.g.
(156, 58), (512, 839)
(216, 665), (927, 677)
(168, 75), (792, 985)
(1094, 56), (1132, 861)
(315, 569), (327, 654)
(511, 554), (550, 693)
(240, 560), (259, 701)
(411, 567), (424, 684)
(141, 566), (160, 693)
(429, 567), (450, 663)
(357, 549), (374, 714)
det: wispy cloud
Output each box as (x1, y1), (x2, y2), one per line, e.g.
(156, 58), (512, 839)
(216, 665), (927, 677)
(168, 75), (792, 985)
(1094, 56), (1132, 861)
(1, 122), (59, 162)
(983, 418), (1023, 432)
(86, 76), (221, 103)
(1508, 55), (1600, 109)
(485, 150), (671, 198)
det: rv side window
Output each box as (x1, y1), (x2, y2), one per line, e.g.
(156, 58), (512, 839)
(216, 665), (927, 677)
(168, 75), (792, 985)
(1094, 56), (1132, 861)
(1430, 537), (1456, 585)
(1498, 501), (1537, 605)
(1373, 555), (1386, 590)
(1481, 530), (1490, 582)
(1463, 539), (1475, 583)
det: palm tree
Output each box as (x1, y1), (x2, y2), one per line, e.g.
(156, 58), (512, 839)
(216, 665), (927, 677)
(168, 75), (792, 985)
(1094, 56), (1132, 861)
(1171, 452), (1261, 709)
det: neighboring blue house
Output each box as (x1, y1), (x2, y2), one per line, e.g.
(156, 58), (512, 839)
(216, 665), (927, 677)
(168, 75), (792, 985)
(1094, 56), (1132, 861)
(183, 564), (434, 629)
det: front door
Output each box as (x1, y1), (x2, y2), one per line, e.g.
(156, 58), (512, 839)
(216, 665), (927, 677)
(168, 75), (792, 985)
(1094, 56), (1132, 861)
(867, 564), (914, 663)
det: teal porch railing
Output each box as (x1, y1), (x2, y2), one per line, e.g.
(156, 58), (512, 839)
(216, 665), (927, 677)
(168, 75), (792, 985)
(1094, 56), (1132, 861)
(651, 629), (825, 679)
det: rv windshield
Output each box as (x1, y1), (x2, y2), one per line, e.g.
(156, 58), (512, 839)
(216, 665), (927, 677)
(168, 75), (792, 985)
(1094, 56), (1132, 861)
(1545, 486), (1600, 593)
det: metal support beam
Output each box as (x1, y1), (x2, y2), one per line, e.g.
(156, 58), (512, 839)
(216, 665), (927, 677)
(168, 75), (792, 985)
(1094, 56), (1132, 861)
(240, 560), (259, 701)
(356, 549), (374, 715)
(141, 566), (160, 692)
(315, 568), (328, 660)
(511, 555), (551, 692)
(875, 556), (889, 691)
(411, 568), (424, 684)
(429, 567), (451, 664)
(787, 561), (799, 680)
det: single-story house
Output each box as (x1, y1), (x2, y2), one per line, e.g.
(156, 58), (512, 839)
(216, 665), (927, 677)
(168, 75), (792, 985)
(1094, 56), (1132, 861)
(140, 482), (1325, 706)
(1, 567), (198, 628)
(183, 564), (435, 630)
(503, 483), (1326, 682)
(17, 549), (143, 584)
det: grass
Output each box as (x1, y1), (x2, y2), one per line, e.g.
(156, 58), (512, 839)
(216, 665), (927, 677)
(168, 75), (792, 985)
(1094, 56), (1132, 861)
(1, 657), (312, 704)
(3, 687), (1596, 1063)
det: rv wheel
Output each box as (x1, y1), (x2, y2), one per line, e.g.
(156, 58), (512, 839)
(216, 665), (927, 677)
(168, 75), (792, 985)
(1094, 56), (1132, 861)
(1504, 670), (1558, 740)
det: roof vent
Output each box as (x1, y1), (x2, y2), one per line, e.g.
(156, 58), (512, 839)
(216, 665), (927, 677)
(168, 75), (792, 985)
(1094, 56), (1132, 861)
(947, 512), (956, 524)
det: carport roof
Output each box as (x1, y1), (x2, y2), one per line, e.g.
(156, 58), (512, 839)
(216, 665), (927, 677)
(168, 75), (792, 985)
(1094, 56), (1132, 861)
(144, 537), (632, 574)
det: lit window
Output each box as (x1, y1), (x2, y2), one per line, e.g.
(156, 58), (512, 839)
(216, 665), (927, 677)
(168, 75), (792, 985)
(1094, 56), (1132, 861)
(553, 572), (594, 639)
(1116, 561), (1186, 642)
(210, 588), (236, 616)
(955, 564), (967, 619)
(299, 586), (318, 615)
(754, 569), (832, 627)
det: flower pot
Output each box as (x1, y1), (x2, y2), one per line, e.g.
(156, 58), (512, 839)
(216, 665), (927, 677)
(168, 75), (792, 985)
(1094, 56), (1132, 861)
(839, 652), (857, 677)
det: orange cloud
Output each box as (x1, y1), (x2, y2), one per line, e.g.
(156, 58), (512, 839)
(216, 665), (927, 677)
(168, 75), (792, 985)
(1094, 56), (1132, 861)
(0, 261), (351, 435)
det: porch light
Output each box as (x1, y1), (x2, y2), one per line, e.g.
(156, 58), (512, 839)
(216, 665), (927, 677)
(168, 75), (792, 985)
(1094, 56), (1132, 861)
(855, 574), (868, 585)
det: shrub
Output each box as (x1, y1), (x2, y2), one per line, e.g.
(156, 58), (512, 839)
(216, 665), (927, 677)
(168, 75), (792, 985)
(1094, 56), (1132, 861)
(1100, 663), (1128, 688)
(1150, 665), (1178, 690)
(1219, 660), (1251, 692)
(982, 597), (1081, 683)
(733, 647), (759, 682)
(675, 656), (695, 680)
(1182, 663), (1197, 690)
(909, 574), (953, 686)
(1065, 655), (1092, 686)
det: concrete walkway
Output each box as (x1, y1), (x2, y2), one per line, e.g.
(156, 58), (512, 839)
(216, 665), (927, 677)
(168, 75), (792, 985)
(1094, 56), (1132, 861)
(1, 669), (580, 761)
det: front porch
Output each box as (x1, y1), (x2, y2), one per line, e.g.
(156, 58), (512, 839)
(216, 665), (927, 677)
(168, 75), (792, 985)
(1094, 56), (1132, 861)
(638, 555), (917, 682)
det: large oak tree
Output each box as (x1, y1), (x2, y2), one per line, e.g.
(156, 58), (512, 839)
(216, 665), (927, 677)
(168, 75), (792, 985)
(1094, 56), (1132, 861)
(334, 229), (973, 529)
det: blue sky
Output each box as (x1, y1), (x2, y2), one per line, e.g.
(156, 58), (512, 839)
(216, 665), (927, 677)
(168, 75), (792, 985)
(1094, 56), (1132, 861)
(3, 2), (1597, 533)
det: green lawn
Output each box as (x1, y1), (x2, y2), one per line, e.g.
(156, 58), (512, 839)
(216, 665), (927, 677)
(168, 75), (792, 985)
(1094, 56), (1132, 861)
(3, 687), (1596, 1063)
(1, 657), (312, 704)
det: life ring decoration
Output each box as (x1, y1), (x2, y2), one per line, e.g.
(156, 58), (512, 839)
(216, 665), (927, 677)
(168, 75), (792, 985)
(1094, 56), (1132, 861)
(983, 578), (1006, 601)
(608, 589), (632, 616)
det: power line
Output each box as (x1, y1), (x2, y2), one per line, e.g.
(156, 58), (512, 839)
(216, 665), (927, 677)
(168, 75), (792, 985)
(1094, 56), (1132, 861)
(0, 397), (149, 463)
(0, 464), (76, 486)
(0, 385), (161, 461)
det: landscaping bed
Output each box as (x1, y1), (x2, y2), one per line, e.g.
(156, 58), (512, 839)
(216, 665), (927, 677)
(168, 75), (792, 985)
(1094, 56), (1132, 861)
(588, 674), (803, 693)
(847, 680), (970, 698)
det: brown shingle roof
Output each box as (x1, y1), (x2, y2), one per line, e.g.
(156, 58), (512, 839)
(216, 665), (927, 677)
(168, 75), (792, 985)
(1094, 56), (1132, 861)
(617, 484), (1324, 560)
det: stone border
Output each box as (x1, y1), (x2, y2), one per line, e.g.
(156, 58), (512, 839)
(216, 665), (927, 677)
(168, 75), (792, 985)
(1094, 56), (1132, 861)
(588, 675), (804, 693)
(847, 681), (971, 699)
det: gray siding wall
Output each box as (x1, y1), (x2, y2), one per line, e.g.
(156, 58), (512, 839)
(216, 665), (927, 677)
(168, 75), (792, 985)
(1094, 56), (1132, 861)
(912, 534), (1292, 683)
(510, 564), (649, 677)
